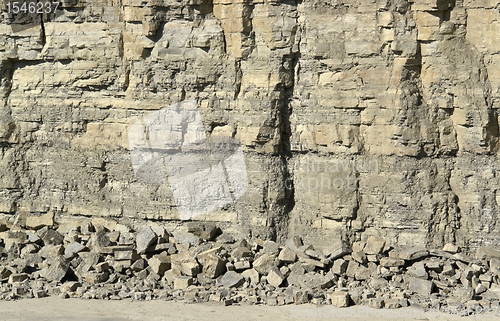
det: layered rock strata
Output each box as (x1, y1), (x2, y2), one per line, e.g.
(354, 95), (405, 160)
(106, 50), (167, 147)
(0, 0), (500, 251)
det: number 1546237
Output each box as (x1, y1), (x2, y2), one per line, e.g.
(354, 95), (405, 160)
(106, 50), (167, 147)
(5, 1), (59, 14)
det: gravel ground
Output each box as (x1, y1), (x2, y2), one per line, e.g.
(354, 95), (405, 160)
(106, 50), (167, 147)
(1, 298), (500, 321)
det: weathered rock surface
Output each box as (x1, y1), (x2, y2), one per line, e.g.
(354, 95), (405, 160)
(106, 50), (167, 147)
(136, 226), (157, 254)
(218, 271), (244, 288)
(0, 0), (499, 253)
(26, 212), (55, 230)
(329, 291), (350, 308)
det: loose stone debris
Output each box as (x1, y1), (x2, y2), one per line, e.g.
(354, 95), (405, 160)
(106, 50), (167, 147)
(1, 216), (500, 313)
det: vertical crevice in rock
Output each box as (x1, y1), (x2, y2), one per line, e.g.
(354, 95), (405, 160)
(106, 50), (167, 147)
(273, 2), (302, 243)
(273, 57), (297, 243)
(220, 27), (228, 56)
(0, 61), (15, 144)
(389, 0), (432, 157)
(122, 68), (130, 91)
(234, 59), (242, 100)
(243, 2), (256, 59)
(118, 33), (124, 60)
(38, 0), (46, 47)
(273, 1), (301, 242)
(445, 1), (500, 250)
(0, 60), (19, 215)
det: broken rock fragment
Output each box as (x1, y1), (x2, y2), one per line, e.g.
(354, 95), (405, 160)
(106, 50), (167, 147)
(329, 291), (350, 307)
(197, 247), (226, 278)
(136, 226), (158, 254)
(252, 253), (277, 275)
(174, 276), (194, 290)
(278, 247), (297, 263)
(44, 256), (70, 282)
(389, 247), (429, 261)
(218, 271), (244, 288)
(26, 212), (55, 230)
(363, 236), (386, 255)
(171, 251), (200, 276)
(323, 240), (351, 259)
(267, 266), (285, 288)
(407, 276), (434, 296)
(148, 253), (171, 276)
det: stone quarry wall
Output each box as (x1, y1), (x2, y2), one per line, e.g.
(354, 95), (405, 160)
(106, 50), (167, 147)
(1, 0), (500, 252)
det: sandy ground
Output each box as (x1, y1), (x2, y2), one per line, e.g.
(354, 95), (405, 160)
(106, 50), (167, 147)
(2, 298), (500, 321)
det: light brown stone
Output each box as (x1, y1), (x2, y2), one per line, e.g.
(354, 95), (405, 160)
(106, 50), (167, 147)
(26, 212), (55, 230)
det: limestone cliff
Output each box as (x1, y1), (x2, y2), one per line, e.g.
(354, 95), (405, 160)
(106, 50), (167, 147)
(1, 0), (500, 252)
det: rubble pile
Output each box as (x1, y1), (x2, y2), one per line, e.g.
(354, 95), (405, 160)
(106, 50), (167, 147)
(1, 214), (500, 312)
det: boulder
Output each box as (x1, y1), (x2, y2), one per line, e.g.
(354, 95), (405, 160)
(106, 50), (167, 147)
(328, 291), (350, 307)
(407, 276), (434, 296)
(364, 236), (386, 255)
(26, 212), (54, 230)
(171, 251), (201, 276)
(197, 247), (226, 278)
(278, 247), (297, 263)
(218, 271), (244, 288)
(267, 266), (284, 288)
(323, 240), (351, 259)
(136, 226), (157, 254)
(252, 253), (277, 275)
(44, 256), (70, 282)
(389, 247), (428, 260)
(148, 253), (171, 276)
(331, 258), (348, 275)
(174, 276), (194, 290)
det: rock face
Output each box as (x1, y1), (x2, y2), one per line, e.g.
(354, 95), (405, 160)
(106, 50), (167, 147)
(1, 0), (500, 251)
